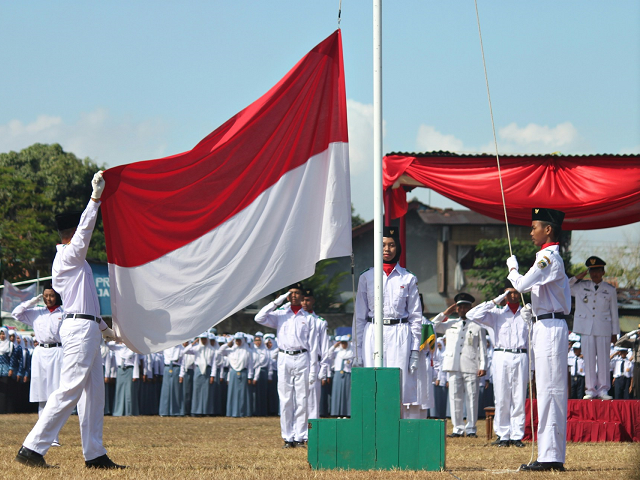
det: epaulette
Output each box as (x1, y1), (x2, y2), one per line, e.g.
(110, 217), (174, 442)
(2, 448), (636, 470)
(317, 316), (326, 322)
(405, 268), (415, 275)
(360, 267), (372, 275)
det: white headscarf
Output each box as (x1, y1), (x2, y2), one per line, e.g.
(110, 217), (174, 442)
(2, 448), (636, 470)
(0, 327), (12, 355)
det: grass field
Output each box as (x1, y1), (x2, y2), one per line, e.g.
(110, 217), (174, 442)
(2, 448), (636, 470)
(1, 414), (638, 479)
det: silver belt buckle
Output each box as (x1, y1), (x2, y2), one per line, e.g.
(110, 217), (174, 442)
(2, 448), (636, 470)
(383, 318), (391, 325)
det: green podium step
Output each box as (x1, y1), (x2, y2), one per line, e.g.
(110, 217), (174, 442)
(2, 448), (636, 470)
(308, 367), (445, 470)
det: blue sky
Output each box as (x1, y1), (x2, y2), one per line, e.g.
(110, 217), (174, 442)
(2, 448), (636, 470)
(1, 1), (638, 261)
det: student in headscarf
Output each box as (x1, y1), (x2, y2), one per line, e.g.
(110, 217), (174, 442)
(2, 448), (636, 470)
(159, 343), (185, 416)
(184, 332), (216, 416)
(0, 326), (18, 413)
(179, 340), (196, 417)
(218, 333), (254, 417)
(430, 337), (448, 419)
(111, 343), (140, 416)
(324, 336), (355, 417)
(211, 336), (227, 416)
(264, 334), (279, 416)
(251, 332), (270, 416)
(353, 227), (422, 418)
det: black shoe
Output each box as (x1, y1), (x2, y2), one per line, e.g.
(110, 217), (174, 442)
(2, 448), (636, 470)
(283, 441), (296, 449)
(85, 454), (126, 469)
(293, 440), (307, 448)
(490, 436), (502, 446)
(15, 447), (56, 468)
(511, 439), (526, 448)
(447, 432), (463, 438)
(466, 433), (478, 438)
(520, 461), (565, 472)
(497, 440), (510, 447)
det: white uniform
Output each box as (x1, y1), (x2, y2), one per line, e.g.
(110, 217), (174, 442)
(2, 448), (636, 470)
(23, 200), (108, 461)
(509, 244), (570, 464)
(431, 312), (487, 435)
(307, 313), (330, 420)
(569, 277), (619, 398)
(11, 302), (64, 404)
(466, 301), (529, 441)
(256, 302), (318, 443)
(353, 265), (422, 412)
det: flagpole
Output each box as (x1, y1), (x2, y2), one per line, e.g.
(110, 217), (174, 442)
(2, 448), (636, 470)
(372, 0), (384, 368)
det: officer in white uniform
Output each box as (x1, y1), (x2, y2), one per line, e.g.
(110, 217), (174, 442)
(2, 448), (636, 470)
(353, 226), (422, 416)
(465, 287), (529, 447)
(255, 283), (319, 448)
(11, 284), (64, 446)
(507, 207), (570, 472)
(569, 256), (619, 400)
(17, 171), (124, 469)
(431, 293), (487, 437)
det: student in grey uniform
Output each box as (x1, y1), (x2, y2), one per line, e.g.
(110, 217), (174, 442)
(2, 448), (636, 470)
(159, 344), (184, 416)
(111, 343), (140, 416)
(219, 333), (254, 417)
(179, 340), (195, 416)
(430, 338), (448, 419)
(102, 341), (117, 415)
(184, 333), (215, 416)
(570, 342), (586, 400)
(325, 336), (354, 417)
(138, 354), (156, 415)
(210, 336), (225, 416)
(16, 171), (125, 469)
(251, 332), (270, 416)
(264, 334), (279, 416)
(11, 285), (64, 444)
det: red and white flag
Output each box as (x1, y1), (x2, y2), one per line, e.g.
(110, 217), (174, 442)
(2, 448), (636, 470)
(101, 31), (351, 354)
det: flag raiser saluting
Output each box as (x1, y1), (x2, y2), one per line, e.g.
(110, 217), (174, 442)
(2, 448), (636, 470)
(101, 30), (351, 354)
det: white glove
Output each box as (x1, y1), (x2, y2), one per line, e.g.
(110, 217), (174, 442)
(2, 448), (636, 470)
(506, 255), (519, 272)
(273, 292), (290, 307)
(101, 327), (118, 342)
(521, 304), (533, 324)
(91, 170), (105, 200)
(27, 294), (43, 307)
(492, 291), (508, 305)
(409, 350), (419, 374)
(308, 371), (317, 385)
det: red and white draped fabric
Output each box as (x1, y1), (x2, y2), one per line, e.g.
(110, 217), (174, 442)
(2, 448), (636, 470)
(383, 153), (640, 229)
(101, 30), (351, 354)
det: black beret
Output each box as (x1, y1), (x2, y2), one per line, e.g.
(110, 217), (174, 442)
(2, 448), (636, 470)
(55, 211), (83, 231)
(454, 292), (475, 305)
(585, 256), (606, 269)
(288, 282), (305, 292)
(303, 288), (314, 298)
(531, 207), (565, 227)
(383, 226), (400, 241)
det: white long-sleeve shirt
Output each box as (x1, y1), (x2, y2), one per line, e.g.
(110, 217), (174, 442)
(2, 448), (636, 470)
(466, 301), (529, 351)
(218, 343), (254, 378)
(508, 244), (570, 317)
(52, 200), (107, 329)
(12, 302), (64, 344)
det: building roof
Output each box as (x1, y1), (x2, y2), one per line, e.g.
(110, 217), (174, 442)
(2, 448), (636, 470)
(386, 150), (639, 159)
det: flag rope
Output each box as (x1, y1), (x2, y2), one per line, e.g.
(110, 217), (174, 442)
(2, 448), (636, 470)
(474, 0), (535, 465)
(337, 0), (342, 28)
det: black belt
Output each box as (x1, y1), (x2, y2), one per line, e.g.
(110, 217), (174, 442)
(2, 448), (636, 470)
(119, 365), (133, 370)
(494, 348), (527, 354)
(40, 342), (62, 348)
(279, 348), (307, 355)
(534, 312), (566, 321)
(366, 317), (408, 325)
(64, 313), (101, 324)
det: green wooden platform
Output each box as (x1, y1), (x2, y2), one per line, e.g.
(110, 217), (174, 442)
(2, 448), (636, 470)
(308, 367), (446, 470)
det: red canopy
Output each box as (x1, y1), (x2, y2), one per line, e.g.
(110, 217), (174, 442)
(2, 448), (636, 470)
(383, 152), (640, 230)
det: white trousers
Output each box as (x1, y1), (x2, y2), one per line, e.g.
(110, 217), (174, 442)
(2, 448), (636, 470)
(277, 351), (309, 442)
(307, 376), (321, 420)
(24, 319), (106, 461)
(492, 351), (528, 440)
(532, 318), (568, 463)
(448, 372), (479, 434)
(581, 334), (610, 397)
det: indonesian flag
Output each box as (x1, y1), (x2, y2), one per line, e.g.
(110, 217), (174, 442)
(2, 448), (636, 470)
(101, 30), (351, 354)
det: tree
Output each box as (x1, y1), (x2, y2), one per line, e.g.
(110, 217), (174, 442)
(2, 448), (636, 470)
(0, 143), (107, 282)
(351, 204), (365, 228)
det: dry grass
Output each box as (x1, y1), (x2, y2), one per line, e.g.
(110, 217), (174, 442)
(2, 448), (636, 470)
(0, 414), (638, 479)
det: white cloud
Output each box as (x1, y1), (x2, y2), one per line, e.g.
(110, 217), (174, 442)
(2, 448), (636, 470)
(498, 121), (579, 150)
(415, 125), (464, 153)
(346, 99), (386, 176)
(0, 109), (170, 167)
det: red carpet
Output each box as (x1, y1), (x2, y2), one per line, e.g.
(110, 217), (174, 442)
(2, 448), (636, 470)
(524, 399), (640, 442)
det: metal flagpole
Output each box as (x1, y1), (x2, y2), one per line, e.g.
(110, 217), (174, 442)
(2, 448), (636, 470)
(373, 0), (384, 368)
